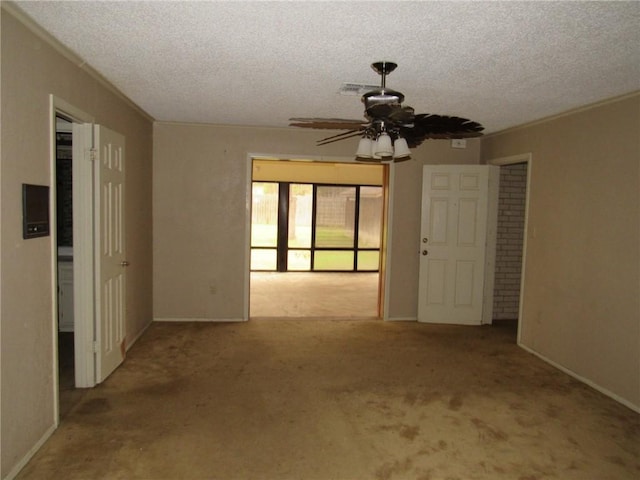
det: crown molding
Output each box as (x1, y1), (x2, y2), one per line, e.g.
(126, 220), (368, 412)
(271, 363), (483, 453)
(2, 1), (155, 122)
(484, 90), (640, 138)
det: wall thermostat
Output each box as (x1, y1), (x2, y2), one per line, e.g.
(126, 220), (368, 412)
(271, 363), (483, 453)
(22, 184), (50, 239)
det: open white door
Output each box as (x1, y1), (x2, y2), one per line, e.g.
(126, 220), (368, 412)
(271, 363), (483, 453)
(94, 125), (127, 383)
(72, 123), (126, 387)
(418, 165), (498, 325)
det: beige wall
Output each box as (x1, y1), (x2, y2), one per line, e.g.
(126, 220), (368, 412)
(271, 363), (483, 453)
(3, 2), (637, 478)
(1, 8), (154, 477)
(153, 123), (480, 321)
(481, 93), (640, 409)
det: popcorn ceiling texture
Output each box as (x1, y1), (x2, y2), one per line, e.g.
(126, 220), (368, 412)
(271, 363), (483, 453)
(14, 1), (640, 133)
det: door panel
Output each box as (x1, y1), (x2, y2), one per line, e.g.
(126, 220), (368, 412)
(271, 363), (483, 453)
(94, 125), (126, 383)
(418, 165), (498, 325)
(458, 198), (479, 245)
(454, 260), (475, 306)
(426, 259), (446, 304)
(429, 198), (449, 244)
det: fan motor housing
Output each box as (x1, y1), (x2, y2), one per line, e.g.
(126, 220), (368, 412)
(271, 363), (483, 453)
(362, 88), (405, 110)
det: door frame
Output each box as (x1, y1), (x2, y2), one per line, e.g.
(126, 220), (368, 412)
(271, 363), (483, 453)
(487, 153), (532, 344)
(244, 154), (394, 320)
(49, 96), (95, 423)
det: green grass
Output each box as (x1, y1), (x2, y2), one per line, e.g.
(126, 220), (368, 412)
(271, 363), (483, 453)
(251, 248), (379, 271)
(251, 224), (379, 271)
(315, 228), (353, 248)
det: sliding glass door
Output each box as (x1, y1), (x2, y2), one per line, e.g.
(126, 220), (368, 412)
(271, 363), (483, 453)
(250, 182), (279, 270)
(251, 182), (382, 272)
(287, 184), (313, 270)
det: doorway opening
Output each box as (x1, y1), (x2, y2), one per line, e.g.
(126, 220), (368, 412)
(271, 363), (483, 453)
(54, 115), (82, 419)
(490, 154), (532, 342)
(51, 96), (100, 424)
(248, 158), (387, 319)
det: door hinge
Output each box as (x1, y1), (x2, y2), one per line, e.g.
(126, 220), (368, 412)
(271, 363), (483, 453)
(92, 340), (99, 353)
(89, 148), (97, 162)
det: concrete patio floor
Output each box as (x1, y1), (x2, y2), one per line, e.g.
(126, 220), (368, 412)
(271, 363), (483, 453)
(250, 272), (379, 318)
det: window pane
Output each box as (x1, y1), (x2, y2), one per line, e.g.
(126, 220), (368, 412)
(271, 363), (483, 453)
(314, 251), (354, 271)
(288, 184), (312, 248)
(251, 249), (276, 270)
(288, 249), (311, 271)
(315, 186), (355, 248)
(358, 186), (382, 248)
(251, 182), (278, 247)
(357, 251), (380, 271)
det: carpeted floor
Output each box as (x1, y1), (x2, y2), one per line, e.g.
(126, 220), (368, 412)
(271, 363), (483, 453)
(19, 319), (639, 479)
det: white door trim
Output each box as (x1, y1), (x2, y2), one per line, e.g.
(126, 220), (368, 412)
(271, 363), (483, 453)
(487, 153), (532, 345)
(381, 163), (396, 321)
(243, 154), (252, 321)
(483, 166), (500, 324)
(49, 96), (95, 423)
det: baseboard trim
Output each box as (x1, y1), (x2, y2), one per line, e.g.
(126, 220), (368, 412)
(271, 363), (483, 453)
(154, 317), (246, 323)
(385, 316), (418, 322)
(518, 343), (640, 414)
(126, 320), (153, 352)
(3, 424), (57, 480)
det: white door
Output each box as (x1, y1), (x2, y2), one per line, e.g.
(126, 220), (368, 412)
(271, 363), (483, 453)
(418, 165), (498, 325)
(94, 125), (127, 383)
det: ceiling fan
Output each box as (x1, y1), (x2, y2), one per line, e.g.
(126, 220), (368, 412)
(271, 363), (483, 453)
(290, 61), (484, 162)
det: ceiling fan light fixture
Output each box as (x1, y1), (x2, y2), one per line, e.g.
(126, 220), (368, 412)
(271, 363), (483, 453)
(292, 62), (483, 161)
(393, 137), (412, 160)
(374, 132), (393, 158)
(355, 137), (374, 160)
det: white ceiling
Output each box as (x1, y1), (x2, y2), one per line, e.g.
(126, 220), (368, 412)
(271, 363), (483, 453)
(13, 0), (640, 134)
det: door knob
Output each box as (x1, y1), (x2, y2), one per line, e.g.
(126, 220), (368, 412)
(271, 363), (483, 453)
(422, 250), (428, 256)
(120, 261), (130, 267)
(422, 237), (428, 243)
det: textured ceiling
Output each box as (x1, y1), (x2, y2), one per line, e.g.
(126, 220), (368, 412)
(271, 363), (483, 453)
(12, 0), (640, 134)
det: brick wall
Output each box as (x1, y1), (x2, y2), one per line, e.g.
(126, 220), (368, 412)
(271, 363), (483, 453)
(493, 163), (527, 320)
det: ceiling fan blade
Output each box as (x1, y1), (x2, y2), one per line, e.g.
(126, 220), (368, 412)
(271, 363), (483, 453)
(364, 104), (415, 127)
(317, 129), (365, 146)
(290, 117), (364, 123)
(388, 105), (415, 125)
(415, 113), (484, 135)
(401, 113), (484, 147)
(316, 129), (363, 144)
(392, 154), (413, 163)
(292, 63), (483, 159)
(289, 118), (366, 130)
(364, 104), (394, 119)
